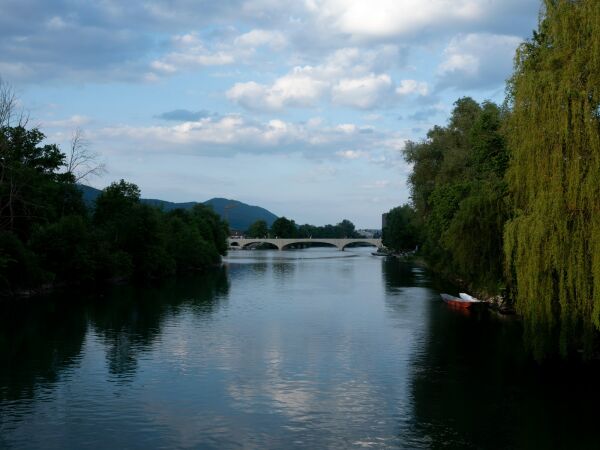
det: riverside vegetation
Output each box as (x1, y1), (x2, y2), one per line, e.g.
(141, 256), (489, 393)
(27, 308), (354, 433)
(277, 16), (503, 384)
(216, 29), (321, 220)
(383, 0), (600, 359)
(0, 117), (228, 295)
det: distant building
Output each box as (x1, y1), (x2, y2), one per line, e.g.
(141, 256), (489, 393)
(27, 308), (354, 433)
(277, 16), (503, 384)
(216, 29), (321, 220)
(357, 229), (381, 238)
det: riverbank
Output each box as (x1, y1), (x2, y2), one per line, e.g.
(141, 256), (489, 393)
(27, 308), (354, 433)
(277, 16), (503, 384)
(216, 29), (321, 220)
(406, 254), (516, 315)
(0, 262), (225, 302)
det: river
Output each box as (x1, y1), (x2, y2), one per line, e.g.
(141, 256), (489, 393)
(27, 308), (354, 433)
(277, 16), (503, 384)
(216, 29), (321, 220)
(1, 247), (599, 449)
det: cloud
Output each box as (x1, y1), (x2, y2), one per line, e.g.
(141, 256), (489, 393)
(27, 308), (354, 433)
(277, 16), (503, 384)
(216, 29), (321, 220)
(0, 4), (295, 83)
(306, 0), (482, 39)
(87, 113), (406, 165)
(336, 150), (369, 160)
(0, 5), (152, 82)
(436, 33), (522, 90)
(305, 0), (539, 41)
(234, 29), (287, 50)
(227, 46), (426, 111)
(40, 115), (92, 128)
(226, 68), (329, 110)
(156, 109), (216, 121)
(0, 1), (537, 84)
(396, 79), (429, 96)
(331, 74), (393, 109)
(150, 32), (236, 75)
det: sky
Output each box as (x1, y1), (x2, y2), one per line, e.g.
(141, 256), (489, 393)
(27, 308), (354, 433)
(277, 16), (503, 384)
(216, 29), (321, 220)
(1, 0), (540, 228)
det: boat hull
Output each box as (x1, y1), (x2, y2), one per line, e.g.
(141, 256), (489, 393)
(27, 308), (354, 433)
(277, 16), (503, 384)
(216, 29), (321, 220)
(440, 293), (476, 309)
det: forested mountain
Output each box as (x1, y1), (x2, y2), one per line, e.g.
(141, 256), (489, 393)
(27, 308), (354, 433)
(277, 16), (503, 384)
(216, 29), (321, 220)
(78, 185), (278, 231)
(204, 198), (277, 231)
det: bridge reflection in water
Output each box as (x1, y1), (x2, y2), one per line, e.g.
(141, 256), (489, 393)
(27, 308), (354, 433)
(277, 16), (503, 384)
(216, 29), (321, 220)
(227, 237), (382, 251)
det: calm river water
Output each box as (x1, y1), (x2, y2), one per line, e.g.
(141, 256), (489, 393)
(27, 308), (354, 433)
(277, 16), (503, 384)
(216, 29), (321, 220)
(1, 247), (599, 449)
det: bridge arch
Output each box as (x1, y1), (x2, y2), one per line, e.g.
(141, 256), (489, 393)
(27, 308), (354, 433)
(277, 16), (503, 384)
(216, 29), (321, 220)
(340, 240), (379, 251)
(281, 240), (340, 250)
(242, 241), (280, 250)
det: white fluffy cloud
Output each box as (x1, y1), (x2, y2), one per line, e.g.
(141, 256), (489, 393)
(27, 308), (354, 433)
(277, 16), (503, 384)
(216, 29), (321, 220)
(227, 68), (329, 110)
(86, 113), (406, 166)
(234, 29), (287, 50)
(227, 46), (427, 111)
(304, 0), (538, 41)
(306, 0), (483, 39)
(331, 74), (393, 109)
(149, 28), (289, 76)
(149, 33), (238, 75)
(396, 79), (429, 96)
(437, 33), (522, 89)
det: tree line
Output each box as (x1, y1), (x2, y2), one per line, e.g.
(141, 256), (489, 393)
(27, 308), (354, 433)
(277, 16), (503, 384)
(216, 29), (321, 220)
(245, 217), (361, 239)
(383, 0), (600, 358)
(0, 95), (228, 294)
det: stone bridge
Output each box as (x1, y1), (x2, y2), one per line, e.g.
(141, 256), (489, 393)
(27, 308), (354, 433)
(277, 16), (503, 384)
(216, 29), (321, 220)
(228, 237), (382, 251)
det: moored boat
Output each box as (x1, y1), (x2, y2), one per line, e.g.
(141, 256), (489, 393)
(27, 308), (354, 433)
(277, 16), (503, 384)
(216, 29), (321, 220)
(459, 292), (481, 302)
(371, 247), (390, 256)
(440, 293), (479, 309)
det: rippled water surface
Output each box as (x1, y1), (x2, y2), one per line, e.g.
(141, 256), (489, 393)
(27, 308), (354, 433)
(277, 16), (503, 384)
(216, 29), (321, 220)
(1, 248), (599, 449)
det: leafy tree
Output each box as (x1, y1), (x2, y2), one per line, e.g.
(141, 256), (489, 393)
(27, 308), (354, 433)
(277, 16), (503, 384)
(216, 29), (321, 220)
(504, 0), (600, 358)
(337, 219), (358, 238)
(382, 205), (419, 253)
(0, 231), (42, 290)
(246, 220), (268, 238)
(295, 220), (360, 238)
(190, 204), (228, 256)
(403, 98), (508, 292)
(94, 179), (141, 225)
(0, 125), (81, 239)
(270, 216), (297, 238)
(30, 215), (95, 283)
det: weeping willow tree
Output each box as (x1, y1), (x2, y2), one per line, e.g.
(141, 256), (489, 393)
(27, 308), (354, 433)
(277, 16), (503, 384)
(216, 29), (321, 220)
(504, 0), (600, 358)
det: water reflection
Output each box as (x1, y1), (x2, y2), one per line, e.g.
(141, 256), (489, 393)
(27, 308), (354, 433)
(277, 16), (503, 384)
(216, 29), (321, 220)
(0, 297), (88, 402)
(2, 254), (600, 449)
(89, 270), (229, 379)
(402, 265), (600, 449)
(0, 268), (229, 397)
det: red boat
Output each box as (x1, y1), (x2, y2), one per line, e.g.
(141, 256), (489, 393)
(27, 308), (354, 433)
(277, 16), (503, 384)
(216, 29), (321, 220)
(440, 293), (479, 309)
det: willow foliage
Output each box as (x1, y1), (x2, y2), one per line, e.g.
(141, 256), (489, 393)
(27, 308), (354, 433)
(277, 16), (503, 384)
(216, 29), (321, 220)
(504, 0), (600, 357)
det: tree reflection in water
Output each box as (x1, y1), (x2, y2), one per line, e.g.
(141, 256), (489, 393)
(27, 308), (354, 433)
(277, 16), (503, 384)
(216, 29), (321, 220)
(381, 258), (600, 449)
(0, 267), (229, 396)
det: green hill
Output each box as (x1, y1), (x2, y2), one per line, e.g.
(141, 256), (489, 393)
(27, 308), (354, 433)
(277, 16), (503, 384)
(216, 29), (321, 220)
(203, 198), (278, 232)
(77, 185), (278, 231)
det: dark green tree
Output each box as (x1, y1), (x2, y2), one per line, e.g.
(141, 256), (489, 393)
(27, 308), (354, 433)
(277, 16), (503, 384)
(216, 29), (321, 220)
(403, 98), (508, 292)
(93, 179), (141, 225)
(382, 205), (419, 253)
(246, 220), (268, 238)
(270, 216), (297, 238)
(337, 219), (358, 238)
(0, 126), (83, 239)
